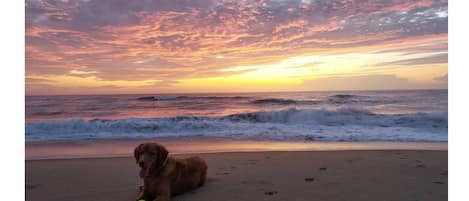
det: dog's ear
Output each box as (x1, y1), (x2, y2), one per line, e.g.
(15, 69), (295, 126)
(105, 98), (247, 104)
(134, 143), (143, 163)
(156, 144), (169, 167)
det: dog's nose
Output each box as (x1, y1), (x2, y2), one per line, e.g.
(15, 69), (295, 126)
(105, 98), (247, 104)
(139, 161), (144, 167)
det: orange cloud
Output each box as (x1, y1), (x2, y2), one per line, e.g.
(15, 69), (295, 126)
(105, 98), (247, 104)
(25, 0), (448, 95)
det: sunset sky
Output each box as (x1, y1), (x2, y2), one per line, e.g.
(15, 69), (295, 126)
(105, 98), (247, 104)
(26, 0), (448, 95)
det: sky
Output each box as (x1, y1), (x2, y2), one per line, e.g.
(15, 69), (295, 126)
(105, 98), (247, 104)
(25, 0), (448, 95)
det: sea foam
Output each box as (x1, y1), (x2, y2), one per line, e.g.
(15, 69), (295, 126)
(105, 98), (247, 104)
(26, 108), (447, 142)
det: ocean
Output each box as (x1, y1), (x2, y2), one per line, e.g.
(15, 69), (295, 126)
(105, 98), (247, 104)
(25, 90), (448, 142)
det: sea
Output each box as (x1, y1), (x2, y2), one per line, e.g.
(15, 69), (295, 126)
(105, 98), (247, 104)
(25, 90), (448, 143)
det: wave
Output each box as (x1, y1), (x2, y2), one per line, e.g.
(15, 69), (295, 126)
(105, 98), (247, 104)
(25, 108), (447, 142)
(249, 94), (392, 105)
(137, 95), (250, 101)
(137, 94), (399, 106)
(250, 98), (320, 105)
(223, 108), (447, 127)
(327, 94), (361, 104)
(329, 94), (360, 99)
(137, 96), (184, 101)
(325, 94), (396, 105)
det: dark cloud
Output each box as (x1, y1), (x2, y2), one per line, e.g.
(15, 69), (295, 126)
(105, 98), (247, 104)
(302, 74), (443, 91)
(433, 74), (448, 82)
(374, 53), (447, 67)
(371, 40), (447, 55)
(25, 77), (53, 84)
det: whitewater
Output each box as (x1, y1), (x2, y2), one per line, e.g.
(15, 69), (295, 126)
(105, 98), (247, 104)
(25, 90), (448, 142)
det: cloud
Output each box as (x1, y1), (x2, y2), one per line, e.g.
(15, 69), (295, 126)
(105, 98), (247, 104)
(159, 80), (179, 87)
(301, 74), (442, 91)
(132, 56), (183, 68)
(25, 77), (53, 84)
(69, 69), (97, 75)
(25, 0), (448, 94)
(374, 53), (447, 67)
(27, 74), (161, 88)
(433, 74), (448, 82)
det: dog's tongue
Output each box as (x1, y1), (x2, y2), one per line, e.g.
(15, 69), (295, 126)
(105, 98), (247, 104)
(139, 167), (149, 178)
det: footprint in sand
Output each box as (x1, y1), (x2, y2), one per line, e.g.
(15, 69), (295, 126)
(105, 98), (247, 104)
(264, 191), (278, 196)
(242, 180), (271, 185)
(304, 177), (315, 182)
(395, 152), (409, 158)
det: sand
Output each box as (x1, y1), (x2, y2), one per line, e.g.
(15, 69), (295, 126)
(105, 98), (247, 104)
(26, 150), (447, 201)
(25, 138), (447, 160)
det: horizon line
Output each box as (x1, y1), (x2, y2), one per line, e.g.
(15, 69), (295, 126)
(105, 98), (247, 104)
(25, 88), (448, 97)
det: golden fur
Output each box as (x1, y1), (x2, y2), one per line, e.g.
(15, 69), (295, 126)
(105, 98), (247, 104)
(134, 142), (207, 201)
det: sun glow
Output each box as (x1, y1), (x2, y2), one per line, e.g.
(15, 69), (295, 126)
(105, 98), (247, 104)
(176, 76), (303, 92)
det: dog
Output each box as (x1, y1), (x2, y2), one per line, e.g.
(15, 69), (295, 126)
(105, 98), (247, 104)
(134, 142), (207, 201)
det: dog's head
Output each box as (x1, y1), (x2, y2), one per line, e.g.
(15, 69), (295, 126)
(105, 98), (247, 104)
(134, 142), (169, 178)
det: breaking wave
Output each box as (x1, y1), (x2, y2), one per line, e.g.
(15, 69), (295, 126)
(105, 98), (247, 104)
(250, 98), (321, 105)
(26, 108), (447, 142)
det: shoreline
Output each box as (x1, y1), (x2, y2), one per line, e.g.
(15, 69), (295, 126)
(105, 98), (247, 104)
(25, 138), (448, 160)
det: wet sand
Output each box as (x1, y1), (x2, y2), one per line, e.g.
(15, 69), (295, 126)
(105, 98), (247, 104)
(26, 150), (447, 201)
(25, 138), (447, 160)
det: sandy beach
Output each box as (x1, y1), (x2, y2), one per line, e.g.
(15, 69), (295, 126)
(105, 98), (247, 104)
(23, 0), (450, 200)
(26, 150), (447, 201)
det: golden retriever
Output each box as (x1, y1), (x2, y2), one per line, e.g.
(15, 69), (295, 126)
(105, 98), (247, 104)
(134, 142), (207, 201)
